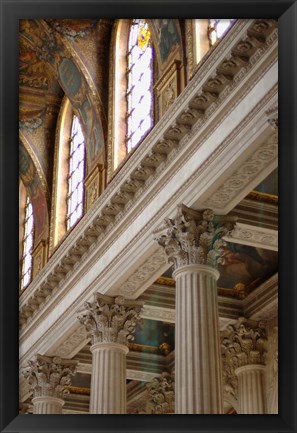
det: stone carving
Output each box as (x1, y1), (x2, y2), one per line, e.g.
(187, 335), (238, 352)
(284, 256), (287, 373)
(224, 222), (278, 251)
(265, 324), (278, 412)
(141, 372), (175, 414)
(266, 105), (278, 130)
(202, 134), (278, 211)
(163, 82), (176, 112)
(119, 249), (167, 298)
(77, 294), (143, 345)
(154, 204), (237, 270)
(55, 325), (88, 358)
(221, 317), (267, 370)
(22, 354), (77, 399)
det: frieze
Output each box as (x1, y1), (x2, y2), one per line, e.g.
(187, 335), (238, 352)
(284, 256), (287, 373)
(202, 132), (278, 212)
(119, 249), (168, 298)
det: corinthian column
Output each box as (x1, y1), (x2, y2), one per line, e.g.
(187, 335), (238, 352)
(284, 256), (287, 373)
(221, 317), (267, 414)
(155, 204), (236, 414)
(78, 294), (143, 414)
(23, 355), (77, 414)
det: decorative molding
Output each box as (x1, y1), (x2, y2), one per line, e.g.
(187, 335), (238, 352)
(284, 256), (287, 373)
(22, 354), (78, 399)
(127, 370), (161, 382)
(141, 305), (175, 323)
(224, 222), (278, 251)
(221, 317), (267, 370)
(202, 132), (278, 212)
(119, 249), (168, 298)
(77, 294), (143, 345)
(154, 204), (237, 270)
(265, 105), (278, 130)
(54, 325), (88, 358)
(140, 372), (175, 414)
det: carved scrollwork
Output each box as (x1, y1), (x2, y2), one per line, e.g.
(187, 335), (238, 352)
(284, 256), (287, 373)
(140, 372), (175, 414)
(77, 294), (143, 346)
(221, 317), (267, 371)
(154, 204), (237, 270)
(22, 354), (77, 399)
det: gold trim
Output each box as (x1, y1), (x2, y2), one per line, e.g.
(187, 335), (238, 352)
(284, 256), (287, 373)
(185, 20), (194, 80)
(64, 386), (90, 396)
(154, 277), (175, 287)
(246, 190), (278, 205)
(128, 343), (159, 354)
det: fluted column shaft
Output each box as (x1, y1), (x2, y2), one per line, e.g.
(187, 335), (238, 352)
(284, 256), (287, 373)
(32, 396), (64, 414)
(90, 342), (128, 414)
(173, 264), (223, 414)
(236, 365), (265, 414)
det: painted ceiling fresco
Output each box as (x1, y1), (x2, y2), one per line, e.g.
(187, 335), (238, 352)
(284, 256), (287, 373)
(133, 319), (175, 354)
(254, 168), (278, 196)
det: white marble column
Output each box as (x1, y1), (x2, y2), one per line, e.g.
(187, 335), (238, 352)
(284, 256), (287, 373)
(236, 365), (266, 414)
(155, 205), (236, 414)
(23, 354), (77, 414)
(78, 294), (143, 414)
(221, 317), (267, 414)
(32, 396), (65, 414)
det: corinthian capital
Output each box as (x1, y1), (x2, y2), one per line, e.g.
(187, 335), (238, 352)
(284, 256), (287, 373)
(77, 294), (143, 346)
(154, 204), (237, 270)
(221, 317), (267, 370)
(22, 355), (77, 399)
(142, 372), (175, 414)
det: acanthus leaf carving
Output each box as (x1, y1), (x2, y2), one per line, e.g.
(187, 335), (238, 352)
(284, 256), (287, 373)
(22, 354), (77, 399)
(77, 294), (143, 346)
(221, 317), (267, 371)
(140, 372), (175, 414)
(154, 204), (237, 270)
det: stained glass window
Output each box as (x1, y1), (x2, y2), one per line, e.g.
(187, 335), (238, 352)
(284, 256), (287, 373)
(208, 19), (235, 46)
(20, 195), (34, 291)
(126, 19), (153, 152)
(66, 115), (85, 230)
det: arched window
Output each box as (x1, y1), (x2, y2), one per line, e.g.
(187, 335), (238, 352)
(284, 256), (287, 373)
(126, 19), (153, 152)
(50, 100), (86, 253)
(66, 114), (86, 229)
(20, 193), (34, 291)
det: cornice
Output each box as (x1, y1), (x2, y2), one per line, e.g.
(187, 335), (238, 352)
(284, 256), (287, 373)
(19, 20), (278, 364)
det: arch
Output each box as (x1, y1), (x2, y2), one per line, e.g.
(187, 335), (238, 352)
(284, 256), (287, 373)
(49, 96), (86, 252)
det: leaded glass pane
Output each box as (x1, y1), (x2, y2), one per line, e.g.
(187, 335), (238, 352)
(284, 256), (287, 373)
(66, 115), (85, 230)
(126, 19), (153, 152)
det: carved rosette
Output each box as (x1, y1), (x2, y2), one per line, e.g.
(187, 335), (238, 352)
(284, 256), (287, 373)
(22, 355), (78, 399)
(142, 372), (175, 414)
(77, 294), (143, 346)
(221, 317), (267, 372)
(154, 204), (237, 270)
